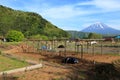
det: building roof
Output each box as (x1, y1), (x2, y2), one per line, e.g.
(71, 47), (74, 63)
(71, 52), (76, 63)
(115, 35), (120, 39)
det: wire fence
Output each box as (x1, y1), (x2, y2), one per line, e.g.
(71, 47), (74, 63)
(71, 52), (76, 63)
(22, 39), (120, 57)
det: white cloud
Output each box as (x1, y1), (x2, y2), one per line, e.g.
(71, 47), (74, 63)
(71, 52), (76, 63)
(40, 4), (99, 19)
(78, 0), (120, 11)
(6, 0), (119, 20)
(94, 0), (120, 11)
(40, 5), (87, 19)
(39, 0), (120, 20)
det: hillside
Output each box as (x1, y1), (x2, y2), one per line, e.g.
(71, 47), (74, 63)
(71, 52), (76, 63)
(0, 5), (69, 39)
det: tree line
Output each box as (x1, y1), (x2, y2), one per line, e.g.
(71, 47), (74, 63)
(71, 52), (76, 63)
(67, 31), (103, 39)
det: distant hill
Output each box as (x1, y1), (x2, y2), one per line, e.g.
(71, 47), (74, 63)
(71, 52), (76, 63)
(67, 30), (89, 39)
(0, 5), (69, 39)
(81, 22), (120, 36)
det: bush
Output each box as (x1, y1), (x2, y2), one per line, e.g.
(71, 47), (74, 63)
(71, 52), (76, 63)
(30, 34), (48, 40)
(6, 30), (24, 42)
(88, 33), (102, 39)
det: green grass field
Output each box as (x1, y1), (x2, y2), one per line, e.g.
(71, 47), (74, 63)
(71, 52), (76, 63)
(0, 55), (29, 71)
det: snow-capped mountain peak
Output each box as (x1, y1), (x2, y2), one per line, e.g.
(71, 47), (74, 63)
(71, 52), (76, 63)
(81, 22), (120, 35)
(95, 22), (104, 28)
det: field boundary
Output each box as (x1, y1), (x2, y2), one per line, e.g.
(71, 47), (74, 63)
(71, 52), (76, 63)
(0, 64), (42, 75)
(1, 53), (39, 65)
(0, 53), (43, 76)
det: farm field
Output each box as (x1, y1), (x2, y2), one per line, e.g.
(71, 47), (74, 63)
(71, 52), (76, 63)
(0, 41), (120, 80)
(3, 51), (120, 80)
(0, 55), (29, 72)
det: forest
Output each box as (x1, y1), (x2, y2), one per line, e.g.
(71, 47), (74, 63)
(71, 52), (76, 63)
(0, 5), (70, 39)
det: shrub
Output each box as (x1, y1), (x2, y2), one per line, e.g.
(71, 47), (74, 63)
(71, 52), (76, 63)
(88, 33), (102, 39)
(6, 30), (24, 42)
(30, 34), (48, 40)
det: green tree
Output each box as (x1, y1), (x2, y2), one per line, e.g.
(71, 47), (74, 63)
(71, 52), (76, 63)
(88, 33), (102, 39)
(6, 30), (24, 42)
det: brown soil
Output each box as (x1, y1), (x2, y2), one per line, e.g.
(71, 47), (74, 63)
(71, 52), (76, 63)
(1, 44), (120, 80)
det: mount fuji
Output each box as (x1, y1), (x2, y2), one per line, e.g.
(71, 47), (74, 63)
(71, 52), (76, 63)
(81, 22), (120, 35)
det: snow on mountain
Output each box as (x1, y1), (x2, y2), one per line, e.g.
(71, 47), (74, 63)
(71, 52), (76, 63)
(81, 22), (120, 35)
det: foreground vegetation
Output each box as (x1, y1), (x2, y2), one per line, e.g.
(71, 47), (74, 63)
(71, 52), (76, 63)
(0, 55), (29, 71)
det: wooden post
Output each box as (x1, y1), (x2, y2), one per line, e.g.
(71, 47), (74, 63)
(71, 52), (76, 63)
(75, 41), (77, 53)
(3, 72), (7, 80)
(75, 40), (79, 53)
(101, 41), (103, 55)
(92, 44), (95, 56)
(76, 45), (79, 53)
(33, 40), (36, 53)
(52, 39), (54, 50)
(39, 40), (41, 53)
(64, 39), (67, 57)
(86, 41), (89, 54)
(118, 42), (120, 55)
(81, 44), (83, 59)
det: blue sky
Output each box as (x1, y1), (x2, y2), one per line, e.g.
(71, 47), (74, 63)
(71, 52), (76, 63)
(0, 0), (120, 31)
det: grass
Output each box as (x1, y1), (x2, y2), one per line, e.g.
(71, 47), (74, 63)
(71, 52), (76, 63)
(0, 55), (29, 71)
(0, 41), (22, 46)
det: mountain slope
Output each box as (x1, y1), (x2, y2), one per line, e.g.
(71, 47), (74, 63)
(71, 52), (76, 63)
(0, 5), (69, 38)
(81, 22), (120, 35)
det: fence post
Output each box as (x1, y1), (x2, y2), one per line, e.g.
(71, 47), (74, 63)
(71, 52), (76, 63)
(76, 45), (79, 53)
(3, 72), (7, 80)
(86, 41), (89, 54)
(75, 42), (77, 53)
(52, 39), (54, 50)
(118, 42), (120, 55)
(64, 39), (67, 57)
(80, 44), (84, 59)
(101, 41), (103, 55)
(92, 44), (95, 56)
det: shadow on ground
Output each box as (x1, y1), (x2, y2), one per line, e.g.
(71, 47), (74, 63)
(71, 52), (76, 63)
(66, 61), (120, 80)
(87, 63), (120, 80)
(0, 75), (18, 80)
(41, 53), (120, 80)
